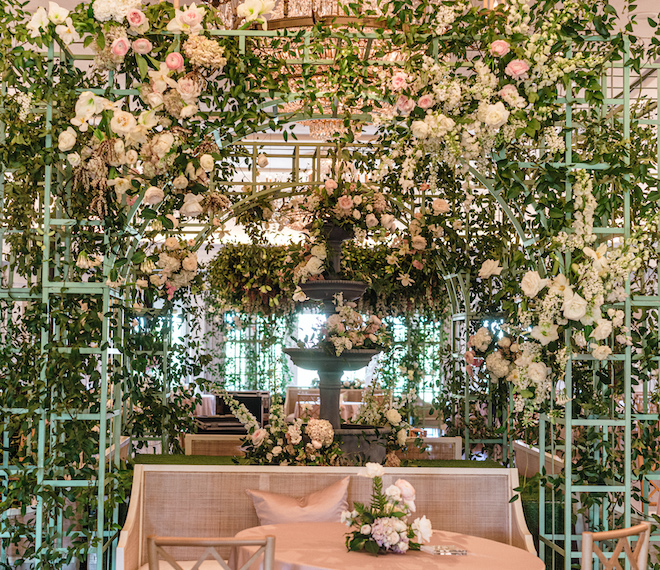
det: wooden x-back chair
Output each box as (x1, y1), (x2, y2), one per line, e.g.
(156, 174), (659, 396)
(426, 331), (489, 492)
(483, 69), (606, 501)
(147, 535), (275, 570)
(581, 522), (651, 570)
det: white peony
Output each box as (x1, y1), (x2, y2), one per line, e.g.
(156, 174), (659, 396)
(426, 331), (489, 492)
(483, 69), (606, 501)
(520, 270), (548, 298)
(527, 362), (548, 384)
(110, 110), (137, 135)
(478, 259), (503, 279)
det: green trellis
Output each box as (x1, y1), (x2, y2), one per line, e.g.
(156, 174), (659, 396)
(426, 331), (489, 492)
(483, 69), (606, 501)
(0, 6), (659, 570)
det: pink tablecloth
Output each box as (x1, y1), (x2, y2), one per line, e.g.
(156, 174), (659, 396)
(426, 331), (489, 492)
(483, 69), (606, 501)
(233, 522), (544, 570)
(294, 402), (361, 422)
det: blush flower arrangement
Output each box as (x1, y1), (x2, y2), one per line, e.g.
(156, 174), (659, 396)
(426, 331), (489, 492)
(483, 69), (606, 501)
(342, 463), (432, 554)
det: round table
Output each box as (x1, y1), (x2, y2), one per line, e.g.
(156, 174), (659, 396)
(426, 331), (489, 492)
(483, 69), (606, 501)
(233, 521), (545, 570)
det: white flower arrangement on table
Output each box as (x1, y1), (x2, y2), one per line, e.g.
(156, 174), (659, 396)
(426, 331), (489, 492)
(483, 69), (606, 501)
(342, 463), (432, 554)
(219, 390), (342, 465)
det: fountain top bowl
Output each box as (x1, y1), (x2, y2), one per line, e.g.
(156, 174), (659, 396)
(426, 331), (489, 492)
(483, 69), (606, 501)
(283, 347), (381, 372)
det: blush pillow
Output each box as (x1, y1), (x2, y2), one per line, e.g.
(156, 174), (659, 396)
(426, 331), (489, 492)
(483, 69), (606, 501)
(246, 476), (350, 525)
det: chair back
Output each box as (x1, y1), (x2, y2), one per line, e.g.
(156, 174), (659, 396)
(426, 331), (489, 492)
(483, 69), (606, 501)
(581, 522), (651, 570)
(147, 535), (275, 570)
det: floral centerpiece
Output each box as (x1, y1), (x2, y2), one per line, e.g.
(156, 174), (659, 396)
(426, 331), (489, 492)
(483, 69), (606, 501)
(295, 294), (390, 357)
(342, 463), (432, 554)
(219, 390), (342, 465)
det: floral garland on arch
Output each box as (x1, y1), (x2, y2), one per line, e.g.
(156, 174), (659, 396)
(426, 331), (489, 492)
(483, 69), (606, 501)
(468, 170), (651, 421)
(375, 0), (606, 185)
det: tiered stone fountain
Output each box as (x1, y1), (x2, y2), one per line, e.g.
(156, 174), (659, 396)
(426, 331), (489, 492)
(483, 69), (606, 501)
(284, 224), (388, 462)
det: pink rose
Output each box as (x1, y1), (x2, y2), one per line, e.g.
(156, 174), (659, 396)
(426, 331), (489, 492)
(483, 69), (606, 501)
(412, 259), (424, 270)
(181, 8), (204, 27)
(324, 179), (338, 192)
(166, 52), (185, 72)
(464, 350), (476, 365)
(111, 37), (130, 57)
(500, 84), (519, 100)
(490, 39), (510, 57)
(411, 235), (426, 250)
(337, 195), (353, 211)
(432, 198), (450, 215)
(132, 38), (153, 55)
(251, 428), (267, 446)
(396, 95), (415, 113)
(505, 59), (530, 79)
(417, 95), (434, 109)
(126, 8), (147, 29)
(390, 71), (408, 91)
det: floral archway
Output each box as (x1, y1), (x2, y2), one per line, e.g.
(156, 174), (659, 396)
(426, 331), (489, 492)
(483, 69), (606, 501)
(1, 0), (660, 567)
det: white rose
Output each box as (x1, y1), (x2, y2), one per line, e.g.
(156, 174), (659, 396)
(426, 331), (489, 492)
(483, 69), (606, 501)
(173, 175), (189, 190)
(563, 291), (588, 321)
(365, 213), (379, 228)
(478, 259), (502, 279)
(477, 101), (510, 129)
(361, 462), (385, 478)
(182, 253), (198, 272)
(58, 127), (77, 152)
(310, 245), (326, 259)
(145, 92), (164, 108)
(520, 270), (548, 298)
(385, 408), (402, 425)
(125, 149), (138, 165)
(411, 120), (430, 139)
(381, 214), (396, 231)
(110, 110), (137, 135)
(200, 154), (215, 172)
(144, 186), (164, 205)
(152, 133), (175, 159)
(590, 319), (613, 341)
(305, 256), (324, 275)
(591, 344), (612, 360)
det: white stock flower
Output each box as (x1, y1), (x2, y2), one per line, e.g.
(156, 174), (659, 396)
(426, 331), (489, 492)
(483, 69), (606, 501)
(478, 259), (503, 279)
(520, 271), (548, 298)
